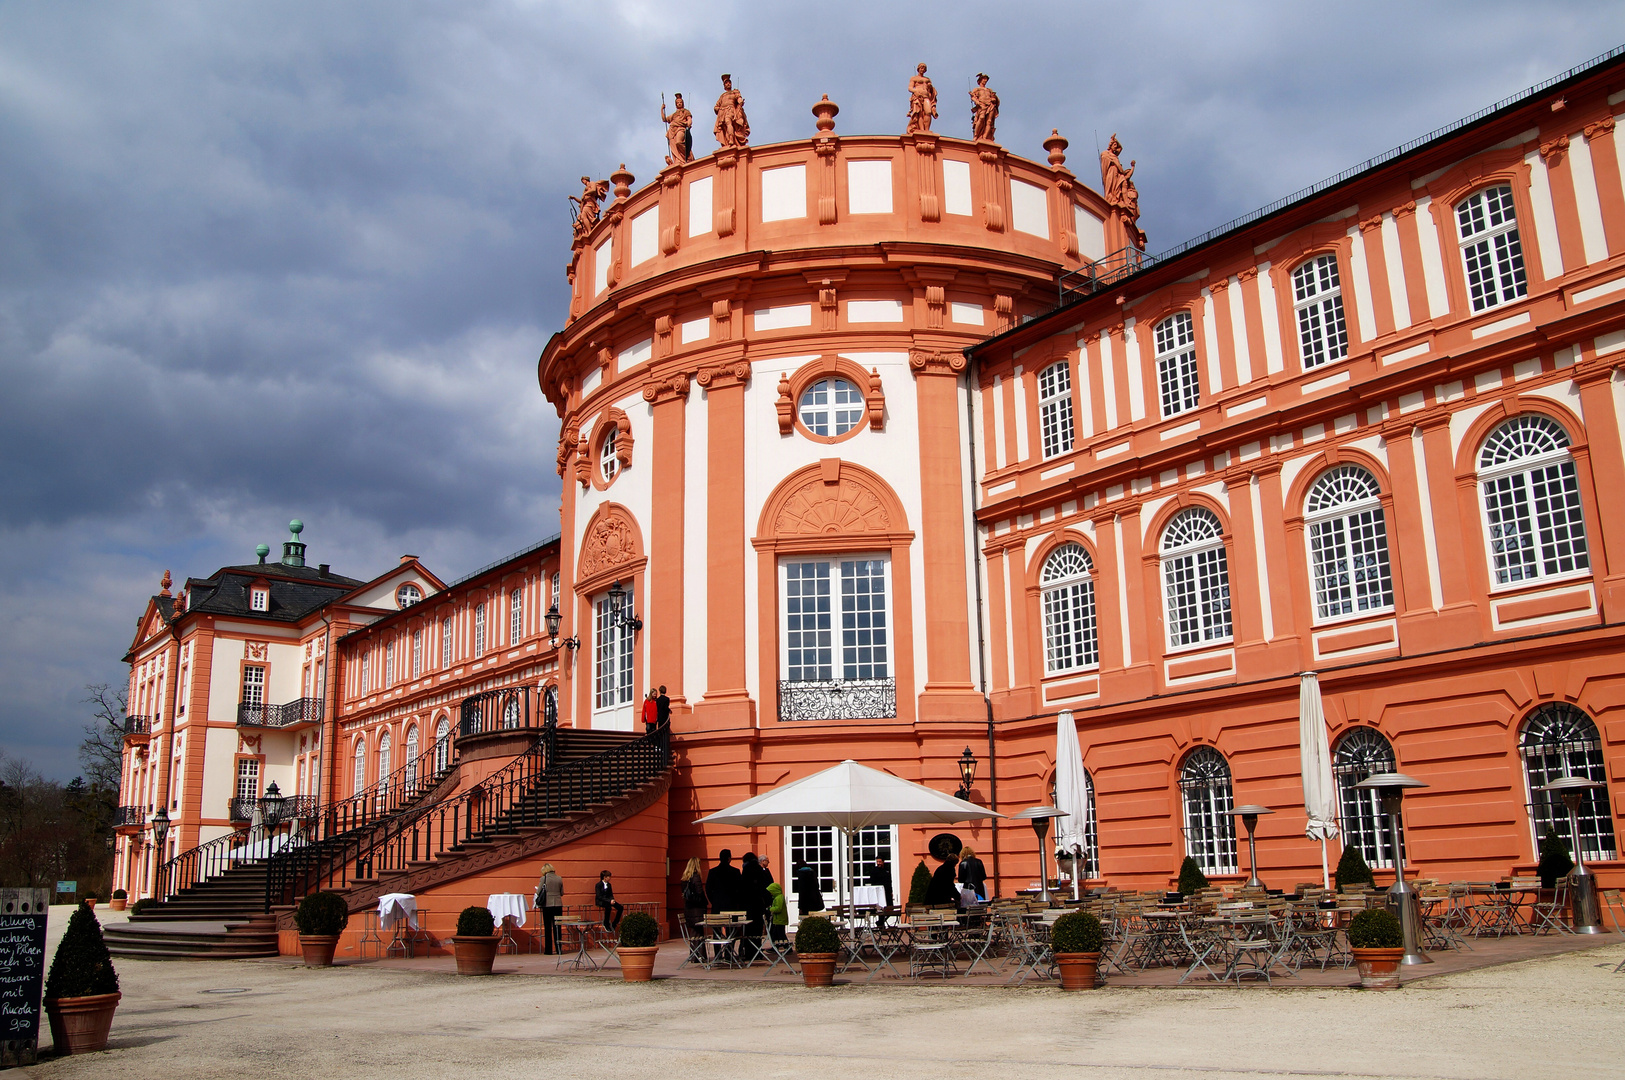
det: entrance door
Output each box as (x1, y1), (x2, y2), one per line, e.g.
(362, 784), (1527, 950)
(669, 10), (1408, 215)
(591, 587), (636, 730)
(783, 824), (897, 925)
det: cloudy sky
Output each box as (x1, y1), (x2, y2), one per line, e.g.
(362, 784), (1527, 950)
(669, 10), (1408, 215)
(4, 1), (1623, 780)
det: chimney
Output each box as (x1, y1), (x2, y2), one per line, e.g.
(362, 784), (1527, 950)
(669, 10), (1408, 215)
(400, 554), (417, 565)
(318, 563), (330, 576)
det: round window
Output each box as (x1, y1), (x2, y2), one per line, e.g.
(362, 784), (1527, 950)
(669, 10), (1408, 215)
(396, 584), (421, 608)
(798, 378), (864, 437)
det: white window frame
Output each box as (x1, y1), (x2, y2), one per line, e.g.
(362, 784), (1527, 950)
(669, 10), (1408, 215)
(798, 377), (865, 438)
(1456, 184), (1529, 313)
(384, 640), (395, 686)
(779, 556), (891, 683)
(441, 619), (453, 669)
(1037, 360), (1075, 459)
(411, 629), (422, 679)
(1179, 747), (1237, 876)
(433, 717), (451, 773)
(1292, 253), (1348, 370)
(1154, 311), (1200, 418)
(1333, 727), (1402, 870)
(510, 587), (523, 644)
(592, 585), (636, 729)
(1304, 466), (1395, 623)
(474, 603), (487, 657)
(1160, 508), (1232, 650)
(352, 738), (366, 795)
(600, 427), (619, 483)
(249, 587), (268, 612)
(404, 725), (420, 786)
(234, 757), (260, 802)
(396, 583), (421, 608)
(241, 665), (265, 706)
(1040, 543), (1098, 675)
(377, 730), (392, 791)
(1477, 415), (1590, 589)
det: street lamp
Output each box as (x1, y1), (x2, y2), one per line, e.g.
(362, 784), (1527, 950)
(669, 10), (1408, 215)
(1012, 805), (1069, 904)
(954, 747), (978, 801)
(1537, 775), (1607, 934)
(150, 807), (170, 846)
(1229, 805), (1275, 890)
(545, 603), (579, 651)
(259, 781), (288, 829)
(605, 581), (643, 632)
(1355, 771), (1431, 965)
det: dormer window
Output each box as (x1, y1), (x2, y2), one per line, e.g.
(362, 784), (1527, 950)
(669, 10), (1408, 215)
(250, 587), (269, 612)
(396, 583), (422, 608)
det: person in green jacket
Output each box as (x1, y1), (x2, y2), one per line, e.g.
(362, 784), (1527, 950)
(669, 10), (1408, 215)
(767, 882), (789, 949)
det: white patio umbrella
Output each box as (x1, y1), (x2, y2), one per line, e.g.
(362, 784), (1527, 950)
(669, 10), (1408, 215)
(1051, 710), (1093, 900)
(695, 759), (1004, 916)
(1299, 671), (1339, 888)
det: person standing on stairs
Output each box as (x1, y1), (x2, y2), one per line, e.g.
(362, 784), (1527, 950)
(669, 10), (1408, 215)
(641, 690), (658, 732)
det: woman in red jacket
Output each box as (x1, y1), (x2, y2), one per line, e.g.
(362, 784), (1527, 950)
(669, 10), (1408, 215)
(641, 690), (658, 731)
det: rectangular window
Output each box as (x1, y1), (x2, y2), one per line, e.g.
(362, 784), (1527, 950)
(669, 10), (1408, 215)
(784, 562), (833, 681)
(1037, 361), (1075, 459)
(474, 604), (486, 657)
(1457, 185), (1528, 312)
(250, 588), (268, 612)
(782, 559), (889, 681)
(411, 630), (422, 679)
(359, 651), (370, 695)
(384, 640), (395, 686)
(510, 588), (523, 644)
(442, 619), (453, 668)
(551, 573), (561, 610)
(241, 665), (265, 707)
(1154, 312), (1200, 417)
(593, 586), (635, 711)
(235, 757), (260, 801)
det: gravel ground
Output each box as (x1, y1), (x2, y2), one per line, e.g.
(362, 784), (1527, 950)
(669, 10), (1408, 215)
(29, 907), (1625, 1079)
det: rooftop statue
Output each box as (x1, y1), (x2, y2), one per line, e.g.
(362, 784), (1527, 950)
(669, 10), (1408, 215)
(905, 63), (937, 134)
(714, 74), (750, 149)
(661, 93), (694, 165)
(570, 176), (610, 242)
(969, 72), (999, 142)
(1100, 133), (1147, 249)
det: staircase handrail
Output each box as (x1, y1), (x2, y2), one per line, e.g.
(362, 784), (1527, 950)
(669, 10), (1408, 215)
(155, 826), (253, 901)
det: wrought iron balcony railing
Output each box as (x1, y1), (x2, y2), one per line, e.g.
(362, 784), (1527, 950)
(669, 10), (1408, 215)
(228, 794), (321, 822)
(121, 715), (153, 737)
(459, 685), (542, 738)
(777, 678), (897, 722)
(237, 697), (324, 728)
(114, 805), (147, 828)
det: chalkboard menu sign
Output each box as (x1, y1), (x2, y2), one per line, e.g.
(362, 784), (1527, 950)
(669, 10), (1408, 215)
(0, 888), (50, 1067)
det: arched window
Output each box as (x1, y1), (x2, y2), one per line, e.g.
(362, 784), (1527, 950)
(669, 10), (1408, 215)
(376, 731), (392, 795)
(1305, 466), (1394, 620)
(1456, 185), (1527, 312)
(799, 378), (864, 437)
(352, 738), (366, 796)
(544, 685), (558, 727)
(404, 725), (420, 786)
(1333, 727), (1402, 869)
(1041, 543), (1098, 674)
(1153, 311), (1200, 417)
(1180, 747), (1237, 875)
(1292, 253), (1348, 369)
(1478, 416), (1589, 586)
(1161, 508), (1232, 648)
(433, 717), (451, 773)
(1037, 360), (1074, 459)
(502, 693), (522, 730)
(1048, 768), (1100, 880)
(1521, 704), (1616, 861)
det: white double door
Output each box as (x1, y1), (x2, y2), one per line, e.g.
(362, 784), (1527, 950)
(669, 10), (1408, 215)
(590, 587), (636, 731)
(782, 824), (898, 925)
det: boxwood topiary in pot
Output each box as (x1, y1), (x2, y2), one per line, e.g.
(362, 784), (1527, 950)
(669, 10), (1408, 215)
(295, 892), (350, 967)
(453, 905), (499, 976)
(1537, 831), (1574, 890)
(1176, 857), (1209, 896)
(44, 902), (121, 1054)
(793, 915), (841, 987)
(109, 888), (128, 912)
(907, 860), (932, 906)
(1050, 910), (1105, 990)
(1334, 844), (1376, 891)
(1347, 907), (1405, 989)
(617, 911), (662, 982)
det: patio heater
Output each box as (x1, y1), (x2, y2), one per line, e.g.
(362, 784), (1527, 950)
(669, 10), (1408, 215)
(1011, 806), (1068, 904)
(1228, 805), (1274, 890)
(1537, 775), (1607, 934)
(1354, 771), (1431, 966)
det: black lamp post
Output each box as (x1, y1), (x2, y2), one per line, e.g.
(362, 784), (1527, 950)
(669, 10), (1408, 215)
(150, 807), (171, 899)
(545, 603), (579, 651)
(955, 747), (978, 801)
(1355, 771), (1431, 965)
(259, 781), (288, 829)
(1229, 804), (1275, 889)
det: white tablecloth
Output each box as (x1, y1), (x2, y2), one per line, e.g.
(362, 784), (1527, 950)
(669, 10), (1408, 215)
(378, 893), (418, 930)
(851, 885), (887, 907)
(487, 893), (528, 925)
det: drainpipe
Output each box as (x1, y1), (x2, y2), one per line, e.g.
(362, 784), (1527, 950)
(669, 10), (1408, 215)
(962, 345), (1000, 897)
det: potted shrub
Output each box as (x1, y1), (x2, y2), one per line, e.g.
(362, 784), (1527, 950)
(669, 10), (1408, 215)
(907, 860), (931, 906)
(1347, 908), (1405, 989)
(1537, 831), (1574, 891)
(1050, 910), (1105, 990)
(453, 906), (499, 976)
(617, 912), (662, 982)
(109, 889), (128, 912)
(1334, 844), (1376, 891)
(1176, 856), (1209, 897)
(44, 902), (120, 1054)
(126, 898), (154, 918)
(794, 915), (841, 987)
(295, 892), (349, 967)
(83, 895), (98, 911)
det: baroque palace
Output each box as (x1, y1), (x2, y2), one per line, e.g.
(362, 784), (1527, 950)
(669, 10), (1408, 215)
(111, 50), (1625, 956)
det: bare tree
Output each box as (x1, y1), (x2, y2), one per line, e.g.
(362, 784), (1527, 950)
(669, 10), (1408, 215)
(80, 683), (126, 793)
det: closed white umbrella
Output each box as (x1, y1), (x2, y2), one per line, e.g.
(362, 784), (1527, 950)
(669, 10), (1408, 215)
(1051, 710), (1093, 900)
(696, 759), (1003, 916)
(1299, 671), (1339, 888)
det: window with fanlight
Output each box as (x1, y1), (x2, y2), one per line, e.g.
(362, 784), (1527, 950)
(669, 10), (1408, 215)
(1305, 466), (1394, 621)
(1477, 415), (1589, 587)
(1179, 747), (1237, 876)
(1333, 727), (1402, 869)
(1456, 184), (1528, 313)
(1521, 703), (1615, 862)
(1154, 311), (1200, 418)
(1041, 543), (1098, 674)
(1292, 253), (1348, 369)
(600, 426), (620, 483)
(1161, 508), (1232, 648)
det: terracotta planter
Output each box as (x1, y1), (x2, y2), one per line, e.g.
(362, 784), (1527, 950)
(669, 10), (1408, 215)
(45, 992), (121, 1055)
(619, 945), (659, 981)
(108, 898), (127, 912)
(83, 899), (97, 911)
(453, 935), (499, 976)
(1054, 951), (1101, 990)
(799, 952), (838, 987)
(1352, 947), (1405, 989)
(298, 934), (340, 967)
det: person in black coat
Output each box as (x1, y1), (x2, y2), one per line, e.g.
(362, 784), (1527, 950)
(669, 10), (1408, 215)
(739, 851), (771, 961)
(924, 853), (961, 907)
(706, 849), (745, 962)
(594, 870), (624, 929)
(865, 856), (893, 925)
(957, 846), (988, 902)
(794, 862), (825, 915)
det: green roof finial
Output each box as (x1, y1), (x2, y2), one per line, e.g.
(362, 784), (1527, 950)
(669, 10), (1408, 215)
(289, 519), (304, 537)
(255, 543), (270, 564)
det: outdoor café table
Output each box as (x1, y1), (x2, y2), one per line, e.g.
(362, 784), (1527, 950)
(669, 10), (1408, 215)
(487, 893), (529, 954)
(852, 885), (887, 908)
(860, 923), (908, 982)
(1203, 914), (1278, 983)
(704, 915), (746, 968)
(1471, 884), (1533, 938)
(379, 893), (421, 958)
(554, 918), (598, 971)
(1137, 910), (1190, 968)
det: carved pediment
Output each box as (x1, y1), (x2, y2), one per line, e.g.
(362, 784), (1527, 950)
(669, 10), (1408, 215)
(578, 508), (642, 581)
(774, 475), (892, 536)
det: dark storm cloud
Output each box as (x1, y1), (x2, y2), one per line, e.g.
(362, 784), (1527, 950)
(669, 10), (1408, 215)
(3, 0), (1623, 776)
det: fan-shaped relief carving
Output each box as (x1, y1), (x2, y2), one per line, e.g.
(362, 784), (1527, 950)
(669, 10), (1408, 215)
(774, 476), (892, 536)
(578, 507), (643, 580)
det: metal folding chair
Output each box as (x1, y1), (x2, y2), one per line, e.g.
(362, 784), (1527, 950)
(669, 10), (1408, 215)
(1528, 881), (1572, 935)
(760, 929), (794, 975)
(1176, 916), (1226, 984)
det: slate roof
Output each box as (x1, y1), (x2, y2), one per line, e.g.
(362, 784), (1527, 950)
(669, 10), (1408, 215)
(181, 562), (362, 624)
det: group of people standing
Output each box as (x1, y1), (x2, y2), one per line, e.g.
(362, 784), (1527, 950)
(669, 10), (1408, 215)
(639, 685), (671, 731)
(680, 849), (789, 960)
(530, 862), (625, 956)
(924, 846), (988, 907)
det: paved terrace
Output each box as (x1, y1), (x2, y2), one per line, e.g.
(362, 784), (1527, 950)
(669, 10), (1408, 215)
(29, 906), (1625, 1079)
